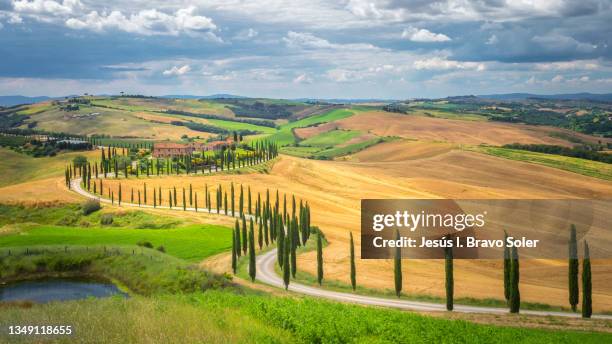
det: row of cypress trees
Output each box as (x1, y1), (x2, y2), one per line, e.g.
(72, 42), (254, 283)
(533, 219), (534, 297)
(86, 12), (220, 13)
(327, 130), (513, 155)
(94, 141), (278, 178)
(65, 142), (279, 189)
(80, 173), (597, 317)
(228, 189), (314, 287)
(568, 225), (592, 318)
(383, 225), (594, 315)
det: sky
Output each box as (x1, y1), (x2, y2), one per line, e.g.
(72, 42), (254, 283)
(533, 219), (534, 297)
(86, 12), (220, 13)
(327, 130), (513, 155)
(0, 0), (611, 99)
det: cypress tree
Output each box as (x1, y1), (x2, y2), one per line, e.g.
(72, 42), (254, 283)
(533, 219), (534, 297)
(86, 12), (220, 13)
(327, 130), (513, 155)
(241, 216), (247, 255)
(394, 229), (402, 298)
(143, 183), (147, 204)
(445, 245), (454, 311)
(239, 185), (244, 217)
(118, 184), (122, 206)
(283, 194), (287, 222)
(350, 232), (356, 291)
(189, 184), (193, 206)
(158, 186), (162, 205)
(283, 235), (290, 290)
(231, 228), (237, 274)
(257, 217), (263, 250)
(224, 192), (228, 215)
(504, 231), (511, 303)
(153, 189), (157, 208)
(173, 187), (177, 206)
(205, 184), (209, 209)
(290, 219), (297, 278)
(582, 241), (592, 318)
(168, 190), (172, 208)
(263, 212), (269, 246)
(249, 218), (256, 282)
(231, 182), (235, 216)
(509, 246), (520, 313)
(182, 188), (186, 211)
(194, 193), (198, 212)
(248, 186), (252, 215)
(235, 219), (241, 257)
(277, 220), (285, 268)
(138, 190), (141, 207)
(568, 224), (579, 312)
(317, 229), (323, 286)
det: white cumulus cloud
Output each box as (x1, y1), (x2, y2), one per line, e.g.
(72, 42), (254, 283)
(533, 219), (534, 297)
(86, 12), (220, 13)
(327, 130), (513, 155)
(401, 27), (451, 42)
(65, 6), (217, 37)
(13, 0), (83, 15)
(413, 57), (484, 71)
(162, 65), (191, 76)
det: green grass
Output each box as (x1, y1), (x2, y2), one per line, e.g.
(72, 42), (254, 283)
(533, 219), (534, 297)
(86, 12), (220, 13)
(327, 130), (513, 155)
(0, 204), (183, 229)
(263, 108), (359, 146)
(314, 137), (383, 159)
(475, 146), (612, 181)
(16, 103), (54, 115)
(0, 247), (232, 295)
(0, 294), (291, 344)
(1, 290), (607, 343)
(0, 148), (97, 187)
(0, 224), (231, 262)
(283, 108), (356, 130)
(299, 129), (361, 147)
(202, 118), (276, 134)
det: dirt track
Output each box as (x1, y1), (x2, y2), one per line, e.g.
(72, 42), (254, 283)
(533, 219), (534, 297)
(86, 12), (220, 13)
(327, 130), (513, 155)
(92, 143), (612, 311)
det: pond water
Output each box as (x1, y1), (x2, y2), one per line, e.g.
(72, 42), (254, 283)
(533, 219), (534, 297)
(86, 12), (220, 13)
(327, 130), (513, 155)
(0, 277), (128, 303)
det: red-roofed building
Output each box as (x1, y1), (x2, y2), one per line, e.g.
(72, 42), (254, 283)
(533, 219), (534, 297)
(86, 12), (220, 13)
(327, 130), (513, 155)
(152, 143), (194, 157)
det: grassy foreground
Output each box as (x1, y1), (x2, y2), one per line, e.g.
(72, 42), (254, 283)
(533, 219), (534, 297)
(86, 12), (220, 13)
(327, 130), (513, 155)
(1, 289), (609, 343)
(0, 204), (231, 262)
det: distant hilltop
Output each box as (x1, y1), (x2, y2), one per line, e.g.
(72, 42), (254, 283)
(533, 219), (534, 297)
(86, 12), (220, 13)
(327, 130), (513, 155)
(2, 92), (612, 107)
(475, 92), (612, 102)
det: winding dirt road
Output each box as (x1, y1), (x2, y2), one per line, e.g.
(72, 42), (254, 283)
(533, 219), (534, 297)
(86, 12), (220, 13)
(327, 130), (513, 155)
(71, 177), (612, 320)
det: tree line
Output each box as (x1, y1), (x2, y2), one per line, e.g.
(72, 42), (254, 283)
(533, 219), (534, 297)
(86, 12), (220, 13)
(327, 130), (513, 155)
(64, 141), (279, 188)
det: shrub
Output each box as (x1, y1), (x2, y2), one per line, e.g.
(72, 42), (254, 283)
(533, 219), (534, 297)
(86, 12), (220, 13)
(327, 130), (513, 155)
(81, 200), (101, 215)
(100, 214), (114, 225)
(156, 245), (166, 253)
(137, 241), (153, 249)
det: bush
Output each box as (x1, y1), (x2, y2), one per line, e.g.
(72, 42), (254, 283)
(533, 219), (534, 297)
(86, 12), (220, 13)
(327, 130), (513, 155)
(81, 200), (101, 215)
(137, 241), (153, 249)
(100, 214), (114, 225)
(156, 245), (166, 253)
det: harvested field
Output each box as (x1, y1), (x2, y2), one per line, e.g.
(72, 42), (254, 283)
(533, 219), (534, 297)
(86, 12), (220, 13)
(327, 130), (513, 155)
(337, 111), (609, 146)
(92, 148), (612, 311)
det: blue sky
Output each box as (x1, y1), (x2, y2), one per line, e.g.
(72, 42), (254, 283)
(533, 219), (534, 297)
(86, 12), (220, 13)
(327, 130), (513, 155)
(0, 0), (611, 98)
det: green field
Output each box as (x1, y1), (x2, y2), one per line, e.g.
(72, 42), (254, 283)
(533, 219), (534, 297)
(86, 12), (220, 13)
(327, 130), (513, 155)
(0, 288), (607, 343)
(0, 224), (230, 262)
(476, 146), (612, 181)
(314, 138), (383, 159)
(0, 204), (609, 342)
(299, 129), (361, 147)
(265, 108), (359, 146)
(0, 148), (97, 187)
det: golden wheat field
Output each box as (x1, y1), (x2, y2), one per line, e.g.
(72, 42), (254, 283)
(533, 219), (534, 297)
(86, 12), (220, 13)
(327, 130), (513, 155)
(86, 140), (612, 311)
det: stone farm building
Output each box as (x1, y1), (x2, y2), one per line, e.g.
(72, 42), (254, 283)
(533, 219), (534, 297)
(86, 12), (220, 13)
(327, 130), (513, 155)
(152, 138), (233, 158)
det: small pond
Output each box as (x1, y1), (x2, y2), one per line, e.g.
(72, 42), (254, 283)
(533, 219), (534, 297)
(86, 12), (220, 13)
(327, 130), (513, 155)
(0, 277), (128, 303)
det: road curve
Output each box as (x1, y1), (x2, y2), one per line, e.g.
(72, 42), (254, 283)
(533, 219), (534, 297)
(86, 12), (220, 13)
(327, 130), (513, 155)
(71, 178), (612, 320)
(256, 249), (612, 319)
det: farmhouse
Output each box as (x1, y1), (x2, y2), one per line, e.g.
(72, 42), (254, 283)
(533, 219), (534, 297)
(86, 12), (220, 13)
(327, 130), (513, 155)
(152, 142), (195, 157)
(152, 138), (234, 157)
